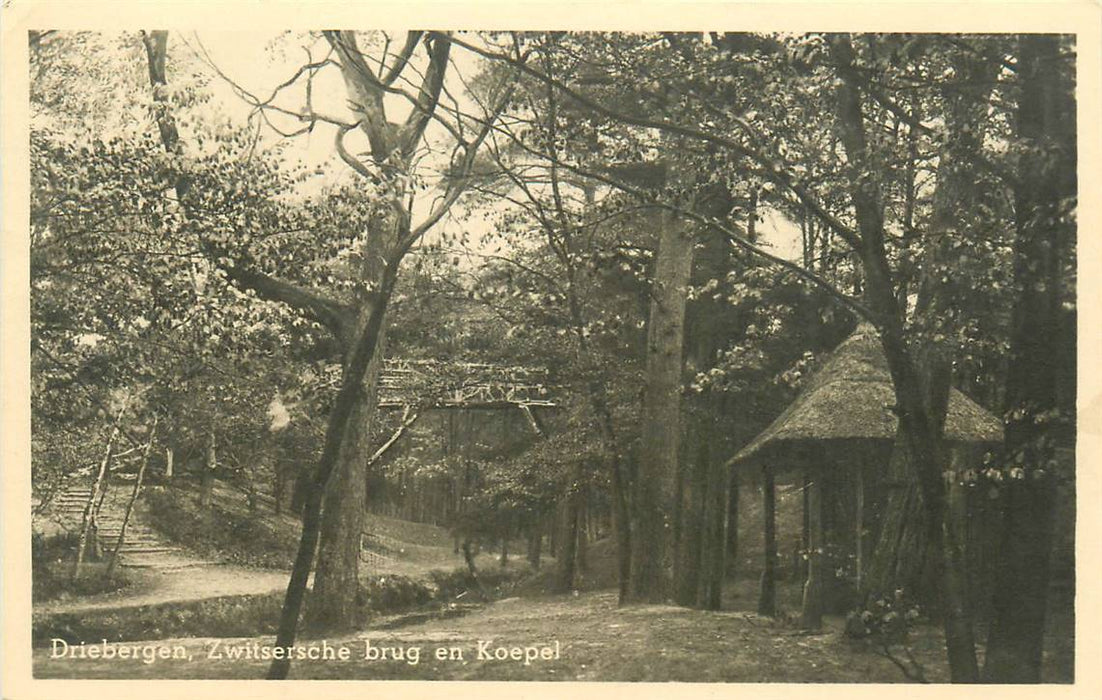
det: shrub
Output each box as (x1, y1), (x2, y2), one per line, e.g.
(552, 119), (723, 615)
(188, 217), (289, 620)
(427, 566), (528, 602)
(32, 561), (133, 603)
(844, 587), (928, 682)
(355, 574), (435, 623)
(32, 532), (132, 603)
(33, 592), (284, 646)
(142, 487), (299, 568)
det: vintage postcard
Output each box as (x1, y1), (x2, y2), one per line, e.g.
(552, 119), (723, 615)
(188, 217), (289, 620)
(2, 1), (1100, 698)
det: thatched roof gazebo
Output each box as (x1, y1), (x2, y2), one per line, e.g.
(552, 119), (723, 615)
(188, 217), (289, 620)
(730, 324), (1003, 464)
(726, 324), (1003, 628)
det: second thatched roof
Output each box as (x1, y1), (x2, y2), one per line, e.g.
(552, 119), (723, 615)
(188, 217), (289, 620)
(728, 324), (1004, 465)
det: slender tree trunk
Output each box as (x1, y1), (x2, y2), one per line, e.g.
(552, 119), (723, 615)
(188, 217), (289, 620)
(527, 529), (542, 570)
(558, 485), (580, 592)
(199, 428), (216, 509)
(73, 395), (130, 580)
(267, 266), (398, 680)
(107, 418), (157, 577)
(828, 35), (984, 681)
(576, 495), (588, 571)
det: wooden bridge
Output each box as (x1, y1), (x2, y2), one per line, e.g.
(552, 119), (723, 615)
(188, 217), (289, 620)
(377, 359), (559, 410)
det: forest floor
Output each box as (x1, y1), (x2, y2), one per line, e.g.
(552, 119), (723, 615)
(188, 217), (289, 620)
(31, 482), (1074, 683)
(33, 586), (957, 682)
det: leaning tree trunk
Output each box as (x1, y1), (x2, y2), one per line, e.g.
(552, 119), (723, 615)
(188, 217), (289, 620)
(73, 394), (130, 580)
(828, 34), (988, 681)
(268, 266), (398, 680)
(628, 212), (695, 603)
(107, 417), (158, 577)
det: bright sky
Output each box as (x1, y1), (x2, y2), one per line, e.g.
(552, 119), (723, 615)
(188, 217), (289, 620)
(188, 30), (803, 264)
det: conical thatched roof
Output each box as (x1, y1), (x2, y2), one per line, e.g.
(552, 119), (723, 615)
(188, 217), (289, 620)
(729, 324), (1004, 465)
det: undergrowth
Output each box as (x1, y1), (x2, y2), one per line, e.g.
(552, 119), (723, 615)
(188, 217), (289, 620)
(34, 566), (531, 646)
(141, 487), (299, 569)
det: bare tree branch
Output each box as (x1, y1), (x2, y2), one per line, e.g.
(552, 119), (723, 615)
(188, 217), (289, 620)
(399, 33), (451, 159)
(382, 31), (423, 86)
(443, 32), (864, 251)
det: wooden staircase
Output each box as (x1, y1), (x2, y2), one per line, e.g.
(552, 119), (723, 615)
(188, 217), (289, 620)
(52, 478), (215, 570)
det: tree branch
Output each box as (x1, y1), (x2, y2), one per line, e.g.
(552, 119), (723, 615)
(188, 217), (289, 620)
(365, 405), (421, 467)
(221, 263), (355, 340)
(399, 33), (451, 159)
(443, 32), (863, 251)
(382, 31), (423, 86)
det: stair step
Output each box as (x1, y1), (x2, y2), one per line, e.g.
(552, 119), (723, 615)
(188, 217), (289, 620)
(119, 547), (180, 554)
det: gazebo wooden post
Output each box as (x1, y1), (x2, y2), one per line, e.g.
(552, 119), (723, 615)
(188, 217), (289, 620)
(759, 464), (777, 616)
(855, 464), (864, 593)
(801, 466), (823, 630)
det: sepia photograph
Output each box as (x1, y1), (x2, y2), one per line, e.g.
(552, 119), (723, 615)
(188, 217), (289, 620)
(3, 3), (1098, 694)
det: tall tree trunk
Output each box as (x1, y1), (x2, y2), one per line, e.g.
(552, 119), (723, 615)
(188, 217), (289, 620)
(828, 35), (989, 681)
(629, 213), (694, 603)
(674, 425), (707, 606)
(268, 265), (398, 679)
(558, 483), (580, 592)
(304, 345), (384, 632)
(984, 33), (1076, 684)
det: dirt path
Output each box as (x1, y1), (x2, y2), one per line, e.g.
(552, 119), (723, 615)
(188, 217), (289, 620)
(34, 564), (294, 615)
(34, 542), (504, 616)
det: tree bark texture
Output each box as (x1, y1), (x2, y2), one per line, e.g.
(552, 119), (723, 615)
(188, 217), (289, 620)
(305, 322), (387, 632)
(984, 33), (1076, 684)
(629, 213), (695, 603)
